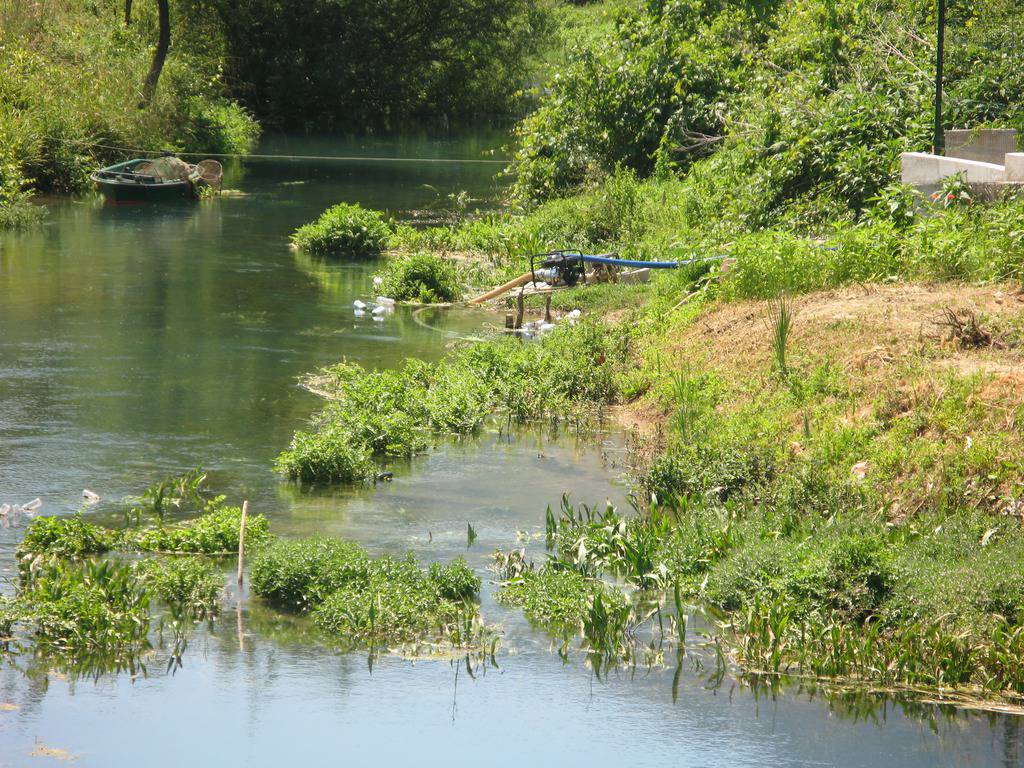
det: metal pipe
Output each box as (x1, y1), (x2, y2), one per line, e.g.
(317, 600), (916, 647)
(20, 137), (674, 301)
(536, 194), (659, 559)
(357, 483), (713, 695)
(934, 0), (946, 155)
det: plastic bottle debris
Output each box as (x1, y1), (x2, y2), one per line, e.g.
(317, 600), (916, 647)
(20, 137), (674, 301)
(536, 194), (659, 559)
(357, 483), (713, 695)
(564, 309), (582, 321)
(372, 315), (385, 322)
(0, 504), (9, 517)
(82, 489), (100, 505)
(376, 296), (395, 308)
(23, 498), (41, 512)
(354, 309), (365, 317)
(371, 305), (387, 316)
(353, 300), (367, 310)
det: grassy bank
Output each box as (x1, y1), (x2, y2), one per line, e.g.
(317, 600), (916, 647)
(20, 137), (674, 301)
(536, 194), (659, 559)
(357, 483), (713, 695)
(0, 0), (258, 227)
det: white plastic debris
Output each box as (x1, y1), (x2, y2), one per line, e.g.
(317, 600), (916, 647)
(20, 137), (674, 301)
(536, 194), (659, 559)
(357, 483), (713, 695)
(354, 309), (365, 317)
(371, 305), (387, 316)
(564, 309), (582, 321)
(376, 296), (395, 307)
(372, 315), (385, 322)
(372, 276), (383, 288)
(82, 489), (100, 505)
(353, 300), (367, 310)
(23, 498), (41, 512)
(0, 504), (9, 517)
(539, 323), (556, 333)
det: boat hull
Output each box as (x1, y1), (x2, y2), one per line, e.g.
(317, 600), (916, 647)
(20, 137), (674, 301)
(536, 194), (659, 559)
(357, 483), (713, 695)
(90, 159), (198, 203)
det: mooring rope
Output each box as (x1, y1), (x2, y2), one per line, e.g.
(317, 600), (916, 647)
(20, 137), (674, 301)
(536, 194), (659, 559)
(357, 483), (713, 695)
(55, 136), (508, 165)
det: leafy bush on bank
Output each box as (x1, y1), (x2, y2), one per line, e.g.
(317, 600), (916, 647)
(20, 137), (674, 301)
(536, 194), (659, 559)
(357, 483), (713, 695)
(511, 0), (1024, 224)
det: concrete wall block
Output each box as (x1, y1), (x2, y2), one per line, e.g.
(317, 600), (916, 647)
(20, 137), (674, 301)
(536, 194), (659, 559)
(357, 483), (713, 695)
(1006, 153), (1024, 183)
(901, 152), (1006, 186)
(945, 129), (1019, 165)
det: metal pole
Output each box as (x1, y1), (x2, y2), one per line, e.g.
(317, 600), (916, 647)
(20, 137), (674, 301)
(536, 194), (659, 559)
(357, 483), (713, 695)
(934, 0), (946, 154)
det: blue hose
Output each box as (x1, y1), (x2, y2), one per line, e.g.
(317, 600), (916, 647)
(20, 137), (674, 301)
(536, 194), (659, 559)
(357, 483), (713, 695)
(577, 253), (724, 269)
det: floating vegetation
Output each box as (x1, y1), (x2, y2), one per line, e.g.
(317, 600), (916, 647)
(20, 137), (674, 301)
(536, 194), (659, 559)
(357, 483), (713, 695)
(0, 554), (224, 680)
(16, 514), (116, 560)
(497, 564), (626, 629)
(127, 467), (209, 524)
(131, 497), (270, 554)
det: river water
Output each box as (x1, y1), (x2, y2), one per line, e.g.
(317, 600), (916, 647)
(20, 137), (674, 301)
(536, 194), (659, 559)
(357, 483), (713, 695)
(0, 133), (1020, 766)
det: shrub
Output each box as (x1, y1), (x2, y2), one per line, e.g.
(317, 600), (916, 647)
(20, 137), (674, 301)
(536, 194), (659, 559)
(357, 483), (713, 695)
(703, 527), (894, 621)
(373, 252), (462, 303)
(250, 537), (371, 610)
(291, 203), (393, 258)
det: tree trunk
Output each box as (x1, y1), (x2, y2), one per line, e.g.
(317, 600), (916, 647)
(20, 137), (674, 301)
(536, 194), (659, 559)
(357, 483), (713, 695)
(141, 0), (170, 106)
(124, 0), (132, 24)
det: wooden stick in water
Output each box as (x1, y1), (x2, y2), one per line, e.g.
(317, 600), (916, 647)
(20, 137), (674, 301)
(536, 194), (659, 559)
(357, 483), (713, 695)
(237, 500), (248, 586)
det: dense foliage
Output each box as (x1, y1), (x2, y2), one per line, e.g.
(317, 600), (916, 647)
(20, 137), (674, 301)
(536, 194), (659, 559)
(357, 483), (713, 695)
(209, 0), (547, 130)
(251, 537), (484, 647)
(511, 0), (1024, 227)
(18, 498), (270, 558)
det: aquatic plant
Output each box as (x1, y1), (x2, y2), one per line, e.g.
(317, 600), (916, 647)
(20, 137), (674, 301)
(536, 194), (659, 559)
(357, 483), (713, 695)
(250, 537), (371, 610)
(17, 515), (116, 560)
(496, 564), (627, 630)
(131, 497), (270, 554)
(127, 467), (209, 524)
(372, 252), (462, 303)
(291, 203), (393, 258)
(312, 556), (480, 645)
(251, 537), (483, 648)
(278, 321), (627, 484)
(14, 560), (152, 657)
(135, 558), (223, 619)
(275, 424), (377, 484)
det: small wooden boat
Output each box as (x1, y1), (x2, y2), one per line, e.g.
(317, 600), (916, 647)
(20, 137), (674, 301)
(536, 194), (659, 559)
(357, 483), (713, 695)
(91, 157), (221, 202)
